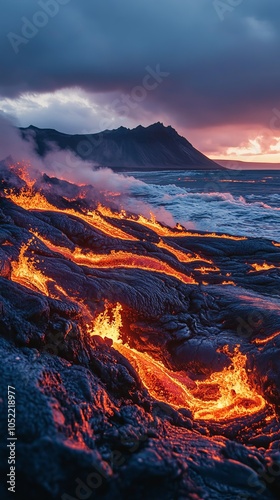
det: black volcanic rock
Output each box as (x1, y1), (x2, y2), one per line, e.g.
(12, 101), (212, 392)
(20, 123), (222, 171)
(0, 167), (280, 500)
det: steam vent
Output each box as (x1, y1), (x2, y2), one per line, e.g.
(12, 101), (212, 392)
(0, 160), (280, 499)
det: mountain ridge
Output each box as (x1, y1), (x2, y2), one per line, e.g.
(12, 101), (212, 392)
(20, 122), (223, 171)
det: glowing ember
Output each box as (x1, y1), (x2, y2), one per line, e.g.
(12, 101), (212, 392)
(88, 304), (266, 421)
(11, 241), (53, 296)
(194, 266), (220, 274)
(249, 262), (278, 272)
(253, 331), (280, 345)
(9, 162), (35, 190)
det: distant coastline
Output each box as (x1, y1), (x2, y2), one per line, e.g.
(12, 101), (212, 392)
(215, 159), (280, 170)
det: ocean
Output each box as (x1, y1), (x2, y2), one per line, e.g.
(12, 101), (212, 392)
(124, 169), (280, 242)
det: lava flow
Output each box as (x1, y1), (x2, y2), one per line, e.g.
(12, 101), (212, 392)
(11, 242), (53, 296)
(10, 239), (69, 300)
(1, 161), (280, 499)
(5, 186), (137, 241)
(31, 233), (196, 285)
(249, 262), (278, 272)
(6, 183), (237, 247)
(88, 303), (266, 421)
(253, 331), (280, 345)
(156, 239), (213, 264)
(97, 204), (247, 240)
(9, 161), (36, 190)
(7, 183), (217, 266)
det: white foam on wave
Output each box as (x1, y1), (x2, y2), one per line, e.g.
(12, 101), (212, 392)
(124, 179), (280, 241)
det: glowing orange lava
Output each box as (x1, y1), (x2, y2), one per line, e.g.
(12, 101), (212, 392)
(11, 241), (53, 295)
(85, 210), (137, 241)
(194, 266), (220, 274)
(7, 186), (246, 244)
(88, 304), (266, 421)
(253, 332), (280, 345)
(5, 188), (137, 241)
(156, 239), (213, 264)
(96, 205), (247, 240)
(9, 162), (35, 190)
(31, 233), (196, 285)
(249, 262), (278, 272)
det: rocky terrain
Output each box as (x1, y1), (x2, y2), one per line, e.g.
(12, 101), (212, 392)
(0, 160), (279, 500)
(20, 123), (222, 171)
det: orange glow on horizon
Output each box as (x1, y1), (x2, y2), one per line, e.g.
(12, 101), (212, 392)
(179, 125), (280, 166)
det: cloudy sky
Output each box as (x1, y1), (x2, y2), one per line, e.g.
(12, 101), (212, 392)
(1, 0), (280, 162)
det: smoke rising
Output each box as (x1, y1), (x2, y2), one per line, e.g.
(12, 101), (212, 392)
(0, 113), (178, 226)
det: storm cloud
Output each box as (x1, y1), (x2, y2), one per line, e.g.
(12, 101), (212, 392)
(0, 0), (280, 138)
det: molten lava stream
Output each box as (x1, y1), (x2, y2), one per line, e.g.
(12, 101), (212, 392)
(5, 188), (137, 241)
(156, 239), (213, 265)
(32, 233), (196, 285)
(253, 331), (280, 345)
(97, 205), (246, 241)
(88, 304), (266, 421)
(11, 242), (54, 296)
(10, 240), (69, 299)
(7, 185), (244, 243)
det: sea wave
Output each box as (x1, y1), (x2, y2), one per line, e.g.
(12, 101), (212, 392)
(124, 171), (280, 241)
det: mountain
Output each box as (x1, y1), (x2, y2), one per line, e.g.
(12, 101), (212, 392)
(20, 122), (223, 171)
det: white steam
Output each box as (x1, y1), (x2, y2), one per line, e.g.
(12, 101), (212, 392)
(0, 113), (181, 226)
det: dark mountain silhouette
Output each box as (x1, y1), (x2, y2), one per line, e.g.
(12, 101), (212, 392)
(20, 122), (223, 171)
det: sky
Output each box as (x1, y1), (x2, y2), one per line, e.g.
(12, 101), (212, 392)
(0, 0), (280, 164)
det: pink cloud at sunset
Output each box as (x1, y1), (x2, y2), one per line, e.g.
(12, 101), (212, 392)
(180, 125), (280, 165)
